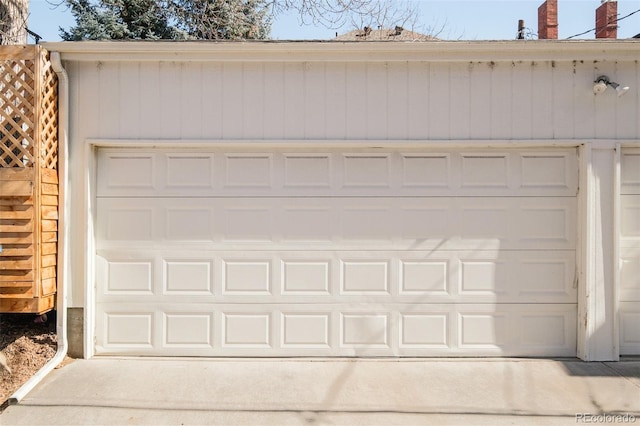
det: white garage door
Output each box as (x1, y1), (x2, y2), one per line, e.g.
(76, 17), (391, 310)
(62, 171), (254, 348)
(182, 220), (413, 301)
(95, 147), (578, 357)
(620, 148), (640, 355)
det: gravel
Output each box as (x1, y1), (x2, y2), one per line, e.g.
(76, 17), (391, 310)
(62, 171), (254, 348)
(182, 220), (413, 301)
(0, 311), (68, 411)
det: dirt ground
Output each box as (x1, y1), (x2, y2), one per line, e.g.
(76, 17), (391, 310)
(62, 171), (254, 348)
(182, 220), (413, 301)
(0, 311), (71, 411)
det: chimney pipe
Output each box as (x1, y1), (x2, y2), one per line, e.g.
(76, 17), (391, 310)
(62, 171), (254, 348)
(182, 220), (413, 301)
(517, 20), (525, 39)
(596, 1), (617, 39)
(538, 0), (558, 39)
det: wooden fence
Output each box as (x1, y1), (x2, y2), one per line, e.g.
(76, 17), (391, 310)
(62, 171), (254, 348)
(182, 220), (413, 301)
(0, 45), (58, 314)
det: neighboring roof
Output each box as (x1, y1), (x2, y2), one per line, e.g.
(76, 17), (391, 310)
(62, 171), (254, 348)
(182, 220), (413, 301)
(334, 27), (436, 42)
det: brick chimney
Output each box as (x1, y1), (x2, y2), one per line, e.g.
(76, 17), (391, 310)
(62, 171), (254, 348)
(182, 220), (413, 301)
(538, 0), (558, 39)
(596, 1), (617, 39)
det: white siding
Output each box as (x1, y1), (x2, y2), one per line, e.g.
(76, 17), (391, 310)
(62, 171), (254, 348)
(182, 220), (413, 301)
(66, 59), (640, 142)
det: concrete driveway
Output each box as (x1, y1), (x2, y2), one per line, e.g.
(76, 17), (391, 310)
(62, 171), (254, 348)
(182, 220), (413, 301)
(2, 358), (639, 425)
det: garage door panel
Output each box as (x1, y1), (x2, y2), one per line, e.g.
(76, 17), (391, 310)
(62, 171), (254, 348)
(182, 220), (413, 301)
(223, 261), (272, 295)
(621, 149), (640, 194)
(164, 312), (214, 348)
(621, 195), (640, 246)
(224, 154), (273, 188)
(96, 250), (576, 304)
(165, 260), (214, 295)
(283, 154), (332, 188)
(166, 154), (215, 189)
(282, 261), (331, 295)
(222, 313), (272, 348)
(520, 153), (574, 189)
(401, 154), (450, 188)
(620, 248), (640, 302)
(97, 149), (578, 198)
(105, 208), (154, 241)
(99, 153), (156, 191)
(282, 313), (331, 348)
(97, 197), (576, 250)
(166, 208), (214, 241)
(400, 261), (448, 295)
(621, 149), (640, 355)
(400, 313), (449, 348)
(620, 303), (640, 355)
(101, 311), (155, 348)
(96, 256), (156, 296)
(94, 303), (576, 356)
(96, 147), (578, 357)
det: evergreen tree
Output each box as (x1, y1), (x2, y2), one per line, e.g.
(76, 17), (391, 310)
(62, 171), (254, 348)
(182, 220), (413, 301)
(60, 0), (421, 41)
(171, 0), (269, 40)
(60, 0), (181, 40)
(60, 0), (270, 40)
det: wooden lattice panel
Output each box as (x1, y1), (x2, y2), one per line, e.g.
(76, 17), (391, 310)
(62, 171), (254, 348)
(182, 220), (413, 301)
(39, 53), (58, 169)
(0, 45), (58, 314)
(0, 57), (35, 167)
(0, 45), (57, 169)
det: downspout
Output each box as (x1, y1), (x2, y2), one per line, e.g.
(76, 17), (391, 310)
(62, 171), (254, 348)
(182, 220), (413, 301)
(8, 51), (69, 405)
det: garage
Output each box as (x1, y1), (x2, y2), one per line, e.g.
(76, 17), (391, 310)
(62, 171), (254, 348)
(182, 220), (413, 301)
(94, 146), (578, 357)
(620, 148), (640, 355)
(41, 40), (637, 361)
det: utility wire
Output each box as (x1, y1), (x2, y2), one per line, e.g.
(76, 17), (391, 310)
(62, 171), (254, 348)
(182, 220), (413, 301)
(566, 7), (640, 39)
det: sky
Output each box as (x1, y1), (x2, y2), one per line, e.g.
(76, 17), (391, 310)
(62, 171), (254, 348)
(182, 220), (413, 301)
(25, 0), (640, 43)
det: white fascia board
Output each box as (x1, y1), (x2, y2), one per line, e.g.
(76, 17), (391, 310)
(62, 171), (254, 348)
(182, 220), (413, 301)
(41, 40), (640, 63)
(85, 139), (640, 150)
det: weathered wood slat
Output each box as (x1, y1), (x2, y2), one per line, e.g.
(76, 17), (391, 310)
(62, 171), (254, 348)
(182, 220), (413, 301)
(40, 168), (58, 184)
(41, 183), (58, 196)
(0, 220), (33, 232)
(0, 205), (33, 219)
(41, 254), (56, 268)
(40, 195), (58, 206)
(0, 233), (33, 244)
(0, 180), (33, 196)
(41, 278), (56, 296)
(41, 242), (56, 255)
(0, 295), (54, 314)
(0, 281), (34, 288)
(0, 258), (33, 270)
(41, 205), (58, 220)
(0, 270), (34, 281)
(0, 45), (38, 60)
(0, 287), (34, 298)
(41, 232), (57, 242)
(41, 219), (57, 232)
(41, 266), (56, 279)
(0, 196), (34, 206)
(0, 244), (33, 256)
(0, 168), (35, 181)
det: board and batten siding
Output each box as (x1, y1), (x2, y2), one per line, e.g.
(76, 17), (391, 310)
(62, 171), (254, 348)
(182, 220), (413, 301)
(64, 59), (640, 142)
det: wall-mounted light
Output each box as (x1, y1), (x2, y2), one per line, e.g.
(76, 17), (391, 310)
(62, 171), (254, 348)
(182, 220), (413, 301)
(593, 75), (630, 97)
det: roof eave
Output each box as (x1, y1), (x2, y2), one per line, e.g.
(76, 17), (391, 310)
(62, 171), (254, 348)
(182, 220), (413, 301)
(41, 39), (640, 62)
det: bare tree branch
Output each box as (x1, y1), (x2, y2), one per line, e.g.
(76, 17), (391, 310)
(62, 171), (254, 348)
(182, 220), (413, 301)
(268, 0), (421, 31)
(0, 0), (29, 44)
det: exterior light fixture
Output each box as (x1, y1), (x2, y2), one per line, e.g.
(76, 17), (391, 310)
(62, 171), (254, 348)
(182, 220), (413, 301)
(593, 75), (630, 97)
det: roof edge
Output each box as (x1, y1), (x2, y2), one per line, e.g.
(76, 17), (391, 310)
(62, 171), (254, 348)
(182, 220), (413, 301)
(42, 40), (640, 62)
